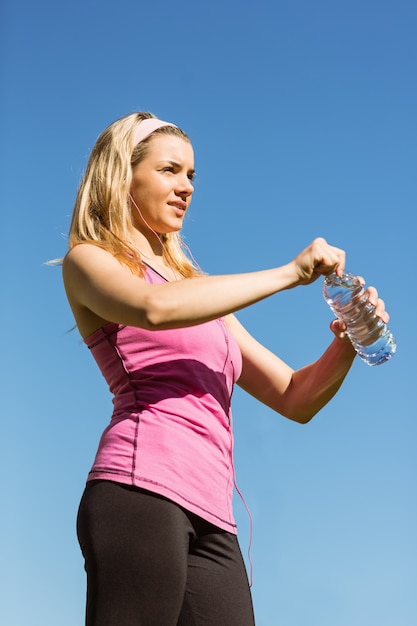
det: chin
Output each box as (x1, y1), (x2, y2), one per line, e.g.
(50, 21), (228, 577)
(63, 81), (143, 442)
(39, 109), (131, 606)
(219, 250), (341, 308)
(164, 223), (184, 234)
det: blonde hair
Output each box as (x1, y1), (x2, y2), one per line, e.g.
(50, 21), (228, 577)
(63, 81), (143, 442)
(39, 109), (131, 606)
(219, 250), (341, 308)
(68, 112), (200, 278)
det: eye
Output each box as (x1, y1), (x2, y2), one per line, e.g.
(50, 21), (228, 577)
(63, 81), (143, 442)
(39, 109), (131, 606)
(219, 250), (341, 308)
(161, 166), (175, 173)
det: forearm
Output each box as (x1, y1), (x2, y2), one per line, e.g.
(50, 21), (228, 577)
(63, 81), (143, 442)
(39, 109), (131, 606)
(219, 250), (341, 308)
(65, 237), (348, 331)
(64, 244), (306, 331)
(142, 235), (346, 329)
(282, 338), (357, 423)
(142, 263), (298, 329)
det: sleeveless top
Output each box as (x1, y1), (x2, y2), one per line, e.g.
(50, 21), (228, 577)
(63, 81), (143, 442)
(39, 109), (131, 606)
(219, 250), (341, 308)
(84, 265), (243, 533)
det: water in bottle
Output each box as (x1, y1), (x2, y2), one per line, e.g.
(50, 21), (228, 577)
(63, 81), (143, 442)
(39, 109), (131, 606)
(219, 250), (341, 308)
(323, 272), (396, 366)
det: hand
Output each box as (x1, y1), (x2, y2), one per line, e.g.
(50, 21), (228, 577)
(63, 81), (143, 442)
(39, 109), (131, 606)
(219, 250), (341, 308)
(329, 319), (353, 343)
(330, 283), (390, 342)
(291, 237), (346, 286)
(364, 284), (390, 324)
(354, 279), (390, 325)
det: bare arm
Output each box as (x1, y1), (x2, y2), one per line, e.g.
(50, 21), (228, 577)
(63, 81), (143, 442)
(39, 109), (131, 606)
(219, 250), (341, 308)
(62, 237), (346, 334)
(226, 314), (357, 424)
(227, 278), (389, 424)
(64, 239), (389, 419)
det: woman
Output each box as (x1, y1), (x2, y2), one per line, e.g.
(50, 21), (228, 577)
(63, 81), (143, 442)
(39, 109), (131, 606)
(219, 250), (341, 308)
(63, 112), (389, 625)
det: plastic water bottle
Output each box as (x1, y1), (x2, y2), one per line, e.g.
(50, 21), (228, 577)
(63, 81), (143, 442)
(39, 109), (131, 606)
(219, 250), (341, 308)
(323, 272), (396, 366)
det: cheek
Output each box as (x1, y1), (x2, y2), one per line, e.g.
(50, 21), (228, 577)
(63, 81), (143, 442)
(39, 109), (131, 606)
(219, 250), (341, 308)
(132, 178), (165, 199)
(130, 184), (154, 206)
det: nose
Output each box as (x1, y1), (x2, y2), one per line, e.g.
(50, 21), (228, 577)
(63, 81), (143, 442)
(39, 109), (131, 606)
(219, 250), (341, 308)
(176, 175), (194, 198)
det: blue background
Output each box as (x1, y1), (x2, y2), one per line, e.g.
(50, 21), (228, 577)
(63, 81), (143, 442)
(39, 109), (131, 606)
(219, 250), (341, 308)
(2, 1), (416, 624)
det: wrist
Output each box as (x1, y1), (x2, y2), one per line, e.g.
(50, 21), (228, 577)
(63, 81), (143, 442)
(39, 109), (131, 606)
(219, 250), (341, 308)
(331, 335), (357, 359)
(280, 261), (302, 290)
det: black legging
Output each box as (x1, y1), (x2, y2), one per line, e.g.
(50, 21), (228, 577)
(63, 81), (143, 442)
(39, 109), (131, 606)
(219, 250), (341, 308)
(77, 480), (255, 625)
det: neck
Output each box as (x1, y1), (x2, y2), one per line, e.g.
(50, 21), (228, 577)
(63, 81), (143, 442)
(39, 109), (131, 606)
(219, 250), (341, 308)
(129, 228), (164, 260)
(128, 228), (178, 281)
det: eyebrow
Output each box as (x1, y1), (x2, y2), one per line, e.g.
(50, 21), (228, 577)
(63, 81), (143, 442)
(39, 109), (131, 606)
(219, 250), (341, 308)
(162, 159), (195, 176)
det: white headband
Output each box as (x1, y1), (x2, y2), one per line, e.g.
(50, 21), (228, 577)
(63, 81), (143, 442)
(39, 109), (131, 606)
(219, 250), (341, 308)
(132, 118), (177, 147)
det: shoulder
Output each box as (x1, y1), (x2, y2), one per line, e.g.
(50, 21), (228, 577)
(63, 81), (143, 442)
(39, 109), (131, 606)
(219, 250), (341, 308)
(63, 242), (113, 266)
(62, 244), (146, 337)
(63, 243), (122, 279)
(63, 244), (123, 298)
(63, 243), (147, 299)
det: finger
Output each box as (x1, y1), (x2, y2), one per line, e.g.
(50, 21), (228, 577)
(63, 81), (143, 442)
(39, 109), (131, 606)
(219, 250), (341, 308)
(375, 299), (389, 323)
(365, 286), (379, 307)
(365, 287), (390, 323)
(313, 239), (346, 275)
(330, 319), (351, 342)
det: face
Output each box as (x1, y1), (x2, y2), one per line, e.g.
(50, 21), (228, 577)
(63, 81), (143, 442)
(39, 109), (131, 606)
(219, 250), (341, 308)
(130, 134), (195, 236)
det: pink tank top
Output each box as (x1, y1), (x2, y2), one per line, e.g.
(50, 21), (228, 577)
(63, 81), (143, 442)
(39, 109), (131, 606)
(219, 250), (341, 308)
(84, 265), (242, 533)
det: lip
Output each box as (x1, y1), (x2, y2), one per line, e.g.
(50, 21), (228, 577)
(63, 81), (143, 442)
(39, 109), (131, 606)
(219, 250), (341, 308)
(168, 201), (187, 216)
(169, 201), (187, 210)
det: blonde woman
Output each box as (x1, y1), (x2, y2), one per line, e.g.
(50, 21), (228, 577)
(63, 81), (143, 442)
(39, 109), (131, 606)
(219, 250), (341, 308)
(63, 112), (389, 625)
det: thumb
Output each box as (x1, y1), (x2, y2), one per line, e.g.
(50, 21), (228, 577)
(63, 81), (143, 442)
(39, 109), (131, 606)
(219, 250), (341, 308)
(330, 319), (351, 342)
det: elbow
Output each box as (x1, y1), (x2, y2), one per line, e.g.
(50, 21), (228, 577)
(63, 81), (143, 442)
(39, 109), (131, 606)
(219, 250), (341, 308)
(279, 403), (319, 425)
(276, 382), (317, 424)
(290, 412), (317, 424)
(143, 310), (165, 331)
(279, 376), (324, 424)
(291, 410), (317, 425)
(141, 292), (178, 330)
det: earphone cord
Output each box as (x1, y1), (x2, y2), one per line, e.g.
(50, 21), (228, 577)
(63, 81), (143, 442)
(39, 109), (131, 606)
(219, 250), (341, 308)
(228, 406), (254, 588)
(130, 192), (253, 584)
(225, 343), (254, 589)
(235, 472), (254, 587)
(128, 193), (204, 276)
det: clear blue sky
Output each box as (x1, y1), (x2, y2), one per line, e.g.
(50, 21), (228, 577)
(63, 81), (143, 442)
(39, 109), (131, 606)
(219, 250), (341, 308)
(1, 1), (416, 624)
